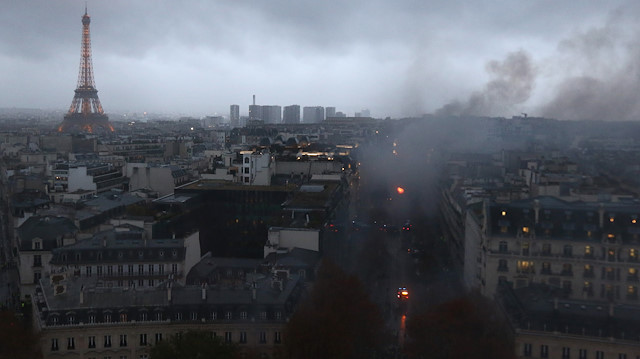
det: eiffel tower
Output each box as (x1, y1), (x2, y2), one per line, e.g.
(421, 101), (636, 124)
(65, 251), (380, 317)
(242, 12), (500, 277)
(58, 6), (114, 134)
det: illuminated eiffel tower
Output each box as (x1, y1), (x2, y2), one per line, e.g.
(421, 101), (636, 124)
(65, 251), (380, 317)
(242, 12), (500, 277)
(58, 6), (114, 134)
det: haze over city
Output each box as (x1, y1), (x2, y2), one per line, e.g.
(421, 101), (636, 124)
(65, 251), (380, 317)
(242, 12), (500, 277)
(2, 0), (639, 120)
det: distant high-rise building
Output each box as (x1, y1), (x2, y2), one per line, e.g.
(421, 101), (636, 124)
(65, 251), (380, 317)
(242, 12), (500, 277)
(360, 109), (371, 117)
(261, 105), (282, 124)
(283, 105), (301, 124)
(326, 107), (336, 118)
(249, 95), (261, 120)
(230, 104), (240, 128)
(303, 106), (325, 123)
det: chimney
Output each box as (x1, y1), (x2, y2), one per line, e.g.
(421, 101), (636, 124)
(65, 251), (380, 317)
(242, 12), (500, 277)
(253, 94), (256, 106)
(79, 285), (84, 305)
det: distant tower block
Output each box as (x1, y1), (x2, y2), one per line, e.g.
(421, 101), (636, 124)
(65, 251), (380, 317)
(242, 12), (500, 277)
(58, 6), (114, 134)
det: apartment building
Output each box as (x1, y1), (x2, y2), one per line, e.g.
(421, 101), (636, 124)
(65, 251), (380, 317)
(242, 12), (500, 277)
(35, 270), (302, 359)
(468, 196), (640, 305)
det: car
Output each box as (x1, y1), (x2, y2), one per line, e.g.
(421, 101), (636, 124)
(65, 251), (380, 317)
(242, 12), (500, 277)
(397, 287), (409, 300)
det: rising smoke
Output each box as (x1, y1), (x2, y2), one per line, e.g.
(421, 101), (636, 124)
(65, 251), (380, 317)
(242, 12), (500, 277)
(539, 6), (640, 121)
(433, 4), (640, 121)
(434, 50), (536, 117)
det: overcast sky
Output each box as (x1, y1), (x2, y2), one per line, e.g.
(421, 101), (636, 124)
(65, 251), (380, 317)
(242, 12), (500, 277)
(1, 1), (639, 120)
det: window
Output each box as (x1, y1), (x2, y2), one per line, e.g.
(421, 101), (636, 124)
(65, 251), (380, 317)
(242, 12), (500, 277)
(117, 265), (124, 275)
(585, 245), (593, 258)
(104, 313), (112, 323)
(563, 245), (573, 257)
(138, 265), (144, 275)
(67, 337), (75, 350)
(630, 249), (638, 261)
(225, 311), (232, 320)
(97, 266), (103, 277)
(259, 331), (266, 344)
(211, 311), (218, 320)
(34, 241), (41, 250)
(542, 262), (551, 274)
(191, 312), (198, 320)
(104, 335), (112, 347)
(139, 312), (147, 321)
(159, 265), (164, 275)
(562, 347), (570, 359)
(523, 343), (532, 357)
(51, 338), (59, 351)
(595, 351), (604, 359)
(498, 259), (508, 272)
(542, 243), (551, 256)
(517, 261), (534, 274)
(140, 334), (147, 346)
(33, 272), (41, 284)
(274, 331), (281, 344)
(244, 167), (249, 174)
(33, 255), (42, 267)
(244, 157), (250, 164)
(88, 336), (96, 348)
(149, 264), (154, 275)
(172, 264), (178, 274)
(138, 279), (144, 287)
(120, 313), (127, 322)
(584, 264), (594, 278)
(155, 312), (163, 321)
(562, 263), (573, 276)
(260, 311), (267, 320)
(155, 333), (162, 343)
(128, 265), (134, 276)
(120, 335), (127, 347)
(89, 314), (96, 323)
(107, 266), (113, 276)
(225, 332), (232, 343)
(540, 345), (549, 358)
(498, 241), (508, 253)
(240, 311), (247, 320)
(175, 312), (182, 320)
(628, 285), (638, 299)
(579, 349), (587, 359)
(619, 354), (627, 359)
(522, 242), (530, 256)
(275, 311), (282, 320)
(240, 331), (247, 344)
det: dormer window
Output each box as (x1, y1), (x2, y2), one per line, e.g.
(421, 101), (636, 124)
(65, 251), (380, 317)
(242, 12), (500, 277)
(33, 240), (41, 250)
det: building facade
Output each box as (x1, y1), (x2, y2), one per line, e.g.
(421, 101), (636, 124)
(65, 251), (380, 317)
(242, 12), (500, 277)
(283, 105), (300, 124)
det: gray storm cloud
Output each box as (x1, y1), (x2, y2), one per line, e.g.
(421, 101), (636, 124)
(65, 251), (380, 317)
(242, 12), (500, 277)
(435, 50), (536, 117)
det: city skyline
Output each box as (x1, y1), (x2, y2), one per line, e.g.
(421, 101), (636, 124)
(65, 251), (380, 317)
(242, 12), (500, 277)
(1, 1), (639, 120)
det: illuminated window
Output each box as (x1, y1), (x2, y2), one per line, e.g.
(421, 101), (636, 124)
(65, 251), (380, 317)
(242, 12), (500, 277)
(633, 218), (637, 224)
(585, 245), (592, 257)
(522, 242), (529, 256)
(628, 285), (637, 296)
(609, 217), (615, 223)
(630, 249), (637, 259)
(522, 226), (530, 234)
(501, 210), (507, 216)
(629, 268), (637, 276)
(517, 261), (534, 273)
(608, 233), (616, 240)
